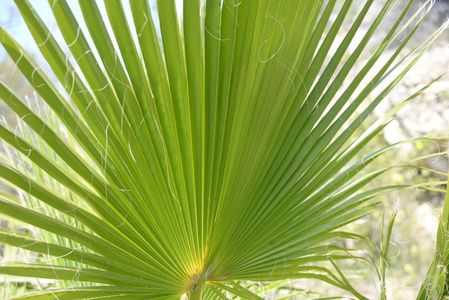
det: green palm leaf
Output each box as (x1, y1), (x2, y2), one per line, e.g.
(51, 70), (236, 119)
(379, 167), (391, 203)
(417, 172), (449, 299)
(0, 0), (446, 299)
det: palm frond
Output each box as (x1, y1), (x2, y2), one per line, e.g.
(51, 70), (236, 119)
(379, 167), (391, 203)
(0, 0), (446, 299)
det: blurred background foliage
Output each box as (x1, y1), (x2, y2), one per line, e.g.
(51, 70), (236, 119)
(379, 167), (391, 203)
(0, 0), (448, 299)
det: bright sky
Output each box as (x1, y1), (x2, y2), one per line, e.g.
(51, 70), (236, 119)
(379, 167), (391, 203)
(0, 1), (55, 49)
(0, 0), (183, 96)
(0, 0), (183, 55)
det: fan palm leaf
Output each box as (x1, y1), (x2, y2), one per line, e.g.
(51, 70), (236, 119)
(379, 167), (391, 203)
(417, 172), (449, 299)
(0, 0), (446, 299)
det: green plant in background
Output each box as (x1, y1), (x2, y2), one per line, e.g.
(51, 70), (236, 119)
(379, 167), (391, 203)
(0, 0), (447, 299)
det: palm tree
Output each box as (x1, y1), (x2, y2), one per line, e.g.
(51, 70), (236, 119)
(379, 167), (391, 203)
(0, 0), (447, 299)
